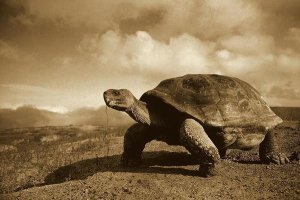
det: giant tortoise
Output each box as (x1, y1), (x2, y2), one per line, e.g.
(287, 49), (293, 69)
(103, 74), (289, 176)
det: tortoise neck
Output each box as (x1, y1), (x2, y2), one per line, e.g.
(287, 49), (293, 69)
(127, 99), (151, 125)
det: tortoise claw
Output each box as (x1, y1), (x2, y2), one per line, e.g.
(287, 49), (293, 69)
(199, 163), (219, 177)
(289, 151), (300, 161)
(263, 152), (290, 164)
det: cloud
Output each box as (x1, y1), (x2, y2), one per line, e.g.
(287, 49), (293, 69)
(285, 27), (300, 50)
(263, 79), (300, 107)
(6, 0), (162, 30)
(10, 14), (35, 26)
(0, 84), (69, 111)
(4, 0), (262, 39)
(74, 29), (300, 107)
(0, 84), (55, 93)
(4, 0), (299, 43)
(267, 84), (300, 99)
(0, 40), (34, 62)
(0, 40), (21, 60)
(219, 34), (275, 55)
(38, 105), (68, 114)
(150, 0), (261, 41)
(78, 31), (215, 78)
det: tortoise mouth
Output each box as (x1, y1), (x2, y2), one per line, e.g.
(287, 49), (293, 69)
(103, 95), (111, 106)
(104, 98), (127, 111)
(104, 98), (117, 107)
(103, 92), (116, 107)
(105, 99), (114, 107)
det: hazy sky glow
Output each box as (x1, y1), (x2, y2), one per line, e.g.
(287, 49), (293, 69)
(0, 0), (299, 112)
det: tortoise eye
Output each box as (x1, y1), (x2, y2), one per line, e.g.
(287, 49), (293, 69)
(112, 90), (120, 96)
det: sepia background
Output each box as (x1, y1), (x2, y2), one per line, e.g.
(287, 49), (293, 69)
(1, 1), (300, 199)
(0, 0), (299, 129)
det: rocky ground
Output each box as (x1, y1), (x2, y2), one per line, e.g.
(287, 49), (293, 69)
(0, 121), (299, 200)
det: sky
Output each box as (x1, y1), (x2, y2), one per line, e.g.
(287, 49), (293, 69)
(0, 0), (299, 113)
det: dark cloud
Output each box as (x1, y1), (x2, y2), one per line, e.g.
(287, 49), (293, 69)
(119, 9), (164, 35)
(256, 1), (300, 36)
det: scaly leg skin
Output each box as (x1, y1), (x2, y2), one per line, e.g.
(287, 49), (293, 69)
(121, 123), (155, 167)
(180, 119), (221, 177)
(259, 130), (289, 164)
(219, 149), (227, 159)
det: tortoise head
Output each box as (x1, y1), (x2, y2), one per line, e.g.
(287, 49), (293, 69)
(103, 89), (136, 111)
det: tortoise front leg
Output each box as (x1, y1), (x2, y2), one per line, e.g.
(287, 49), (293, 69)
(259, 130), (289, 164)
(121, 123), (155, 167)
(219, 149), (227, 159)
(180, 119), (221, 177)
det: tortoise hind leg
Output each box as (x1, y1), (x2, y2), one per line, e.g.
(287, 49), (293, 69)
(180, 119), (220, 177)
(121, 123), (156, 167)
(259, 130), (289, 164)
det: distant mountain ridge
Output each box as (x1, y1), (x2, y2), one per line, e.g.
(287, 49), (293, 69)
(0, 106), (299, 130)
(0, 105), (133, 130)
(271, 107), (300, 121)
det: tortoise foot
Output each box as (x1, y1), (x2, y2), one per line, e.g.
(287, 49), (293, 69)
(289, 151), (300, 161)
(262, 152), (290, 164)
(199, 163), (218, 177)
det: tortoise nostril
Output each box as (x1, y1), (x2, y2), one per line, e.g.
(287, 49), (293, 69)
(103, 91), (109, 97)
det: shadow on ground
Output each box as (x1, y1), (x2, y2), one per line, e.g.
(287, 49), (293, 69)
(17, 150), (299, 192)
(44, 151), (198, 185)
(44, 150), (283, 186)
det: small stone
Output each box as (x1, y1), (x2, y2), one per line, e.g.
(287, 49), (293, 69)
(122, 187), (131, 193)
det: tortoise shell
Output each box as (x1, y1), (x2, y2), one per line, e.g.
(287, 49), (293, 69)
(140, 74), (282, 128)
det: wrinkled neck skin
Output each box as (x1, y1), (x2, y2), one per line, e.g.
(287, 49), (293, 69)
(126, 99), (151, 125)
